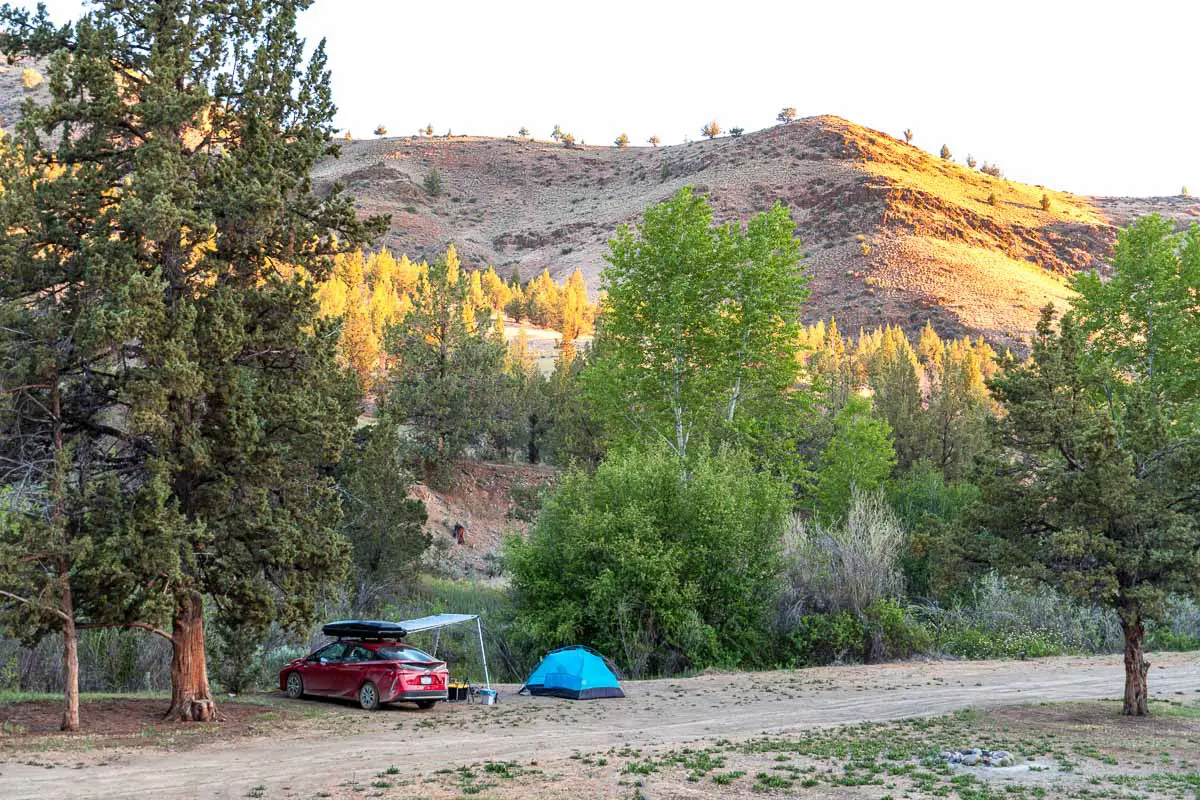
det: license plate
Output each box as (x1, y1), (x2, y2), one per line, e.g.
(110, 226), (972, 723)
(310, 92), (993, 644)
(419, 676), (432, 685)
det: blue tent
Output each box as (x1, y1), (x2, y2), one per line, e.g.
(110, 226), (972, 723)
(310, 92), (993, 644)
(520, 646), (625, 700)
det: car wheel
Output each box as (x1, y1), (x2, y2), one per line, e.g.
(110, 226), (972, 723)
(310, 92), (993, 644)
(285, 672), (304, 700)
(416, 700), (436, 710)
(358, 681), (380, 711)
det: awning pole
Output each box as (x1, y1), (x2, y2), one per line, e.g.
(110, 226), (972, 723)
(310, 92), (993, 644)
(476, 616), (491, 690)
(432, 629), (441, 657)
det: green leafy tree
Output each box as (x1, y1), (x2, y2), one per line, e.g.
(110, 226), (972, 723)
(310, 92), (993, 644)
(0, 0), (381, 722)
(507, 446), (788, 676)
(338, 424), (429, 612)
(383, 247), (511, 478)
(814, 396), (897, 521)
(984, 234), (1200, 717)
(585, 187), (810, 476)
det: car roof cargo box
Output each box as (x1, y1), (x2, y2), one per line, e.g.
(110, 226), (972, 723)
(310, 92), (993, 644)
(322, 620), (408, 640)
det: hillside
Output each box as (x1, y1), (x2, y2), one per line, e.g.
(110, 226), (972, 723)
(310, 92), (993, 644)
(314, 117), (1200, 349)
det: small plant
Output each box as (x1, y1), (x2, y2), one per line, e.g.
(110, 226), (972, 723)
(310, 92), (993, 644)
(1040, 193), (1051, 211)
(561, 132), (576, 148)
(966, 153), (977, 168)
(343, 130), (352, 140)
(517, 126), (529, 138)
(423, 166), (444, 196)
(940, 144), (952, 161)
(980, 162), (1004, 178)
(903, 128), (913, 144)
(424, 123), (434, 136)
(21, 67), (42, 90)
(614, 132), (629, 148)
(701, 119), (720, 139)
(1183, 186), (1191, 197)
(647, 134), (660, 147)
(860, 241), (871, 256)
(550, 124), (563, 141)
(777, 107), (797, 124)
(730, 127), (745, 138)
(373, 124), (387, 137)
(659, 161), (670, 181)
(987, 192), (999, 207)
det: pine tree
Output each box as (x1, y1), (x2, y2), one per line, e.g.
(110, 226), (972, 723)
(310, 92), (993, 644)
(0, 1), (383, 723)
(383, 249), (511, 478)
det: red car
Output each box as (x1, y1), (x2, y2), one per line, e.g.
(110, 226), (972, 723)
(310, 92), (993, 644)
(280, 638), (449, 710)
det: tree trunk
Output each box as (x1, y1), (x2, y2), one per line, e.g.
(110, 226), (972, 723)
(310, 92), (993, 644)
(166, 591), (215, 722)
(59, 576), (79, 732)
(1120, 610), (1150, 716)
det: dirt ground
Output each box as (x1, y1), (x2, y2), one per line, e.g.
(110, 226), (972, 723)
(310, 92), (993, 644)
(1, 652), (1198, 799)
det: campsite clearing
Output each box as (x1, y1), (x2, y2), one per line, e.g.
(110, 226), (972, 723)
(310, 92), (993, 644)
(2, 652), (1198, 799)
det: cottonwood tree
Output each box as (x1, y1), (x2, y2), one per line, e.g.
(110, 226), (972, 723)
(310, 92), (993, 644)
(984, 219), (1200, 715)
(701, 120), (721, 139)
(586, 188), (810, 476)
(0, 0), (383, 722)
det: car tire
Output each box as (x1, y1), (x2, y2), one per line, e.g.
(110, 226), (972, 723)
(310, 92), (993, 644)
(285, 672), (304, 700)
(358, 681), (380, 711)
(415, 700), (436, 710)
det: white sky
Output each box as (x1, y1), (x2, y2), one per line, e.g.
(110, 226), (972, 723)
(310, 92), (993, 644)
(28, 0), (1200, 197)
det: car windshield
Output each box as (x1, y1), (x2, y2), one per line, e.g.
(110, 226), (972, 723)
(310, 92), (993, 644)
(376, 646), (438, 663)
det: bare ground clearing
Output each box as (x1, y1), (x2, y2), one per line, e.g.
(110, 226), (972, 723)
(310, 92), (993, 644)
(1, 652), (1197, 799)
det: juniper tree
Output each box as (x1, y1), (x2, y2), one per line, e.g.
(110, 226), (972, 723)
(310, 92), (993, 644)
(777, 107), (797, 124)
(0, 0), (383, 722)
(983, 218), (1200, 715)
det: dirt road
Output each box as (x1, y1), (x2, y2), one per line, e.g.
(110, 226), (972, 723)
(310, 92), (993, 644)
(3, 652), (1198, 799)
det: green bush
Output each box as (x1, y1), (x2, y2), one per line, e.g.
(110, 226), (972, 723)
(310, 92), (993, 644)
(506, 446), (789, 677)
(787, 601), (930, 665)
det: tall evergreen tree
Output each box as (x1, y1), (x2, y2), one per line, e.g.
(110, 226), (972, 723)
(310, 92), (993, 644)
(383, 248), (510, 477)
(0, 0), (384, 721)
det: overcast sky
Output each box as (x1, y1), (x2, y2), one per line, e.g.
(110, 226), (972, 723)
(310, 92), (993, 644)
(25, 0), (1200, 197)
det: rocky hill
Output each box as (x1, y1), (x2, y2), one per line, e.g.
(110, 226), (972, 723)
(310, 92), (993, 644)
(314, 117), (1200, 349)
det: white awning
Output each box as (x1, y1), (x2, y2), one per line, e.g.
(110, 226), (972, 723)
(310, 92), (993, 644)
(395, 613), (479, 634)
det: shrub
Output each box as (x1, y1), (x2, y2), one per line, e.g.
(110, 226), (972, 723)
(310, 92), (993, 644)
(987, 192), (998, 206)
(374, 124), (387, 137)
(777, 107), (796, 124)
(1040, 193), (1051, 211)
(517, 126), (529, 138)
(21, 67), (42, 90)
(507, 446), (789, 677)
(701, 120), (720, 139)
(730, 127), (745, 138)
(614, 133), (629, 148)
(1182, 186), (1190, 197)
(424, 123), (434, 136)
(647, 135), (661, 147)
(781, 489), (905, 662)
(966, 154), (977, 169)
(561, 132), (576, 148)
(980, 162), (1003, 177)
(423, 166), (443, 196)
(343, 130), (352, 140)
(939, 144), (952, 161)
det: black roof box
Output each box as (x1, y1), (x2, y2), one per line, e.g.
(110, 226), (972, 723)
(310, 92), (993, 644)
(321, 620), (408, 640)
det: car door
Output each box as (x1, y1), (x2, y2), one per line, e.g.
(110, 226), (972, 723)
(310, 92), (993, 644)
(302, 642), (347, 694)
(327, 644), (375, 699)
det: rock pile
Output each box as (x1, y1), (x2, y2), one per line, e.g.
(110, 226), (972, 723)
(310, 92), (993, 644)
(941, 748), (1015, 767)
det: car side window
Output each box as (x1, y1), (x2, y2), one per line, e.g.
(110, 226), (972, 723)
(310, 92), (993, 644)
(310, 642), (347, 662)
(350, 646), (374, 662)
